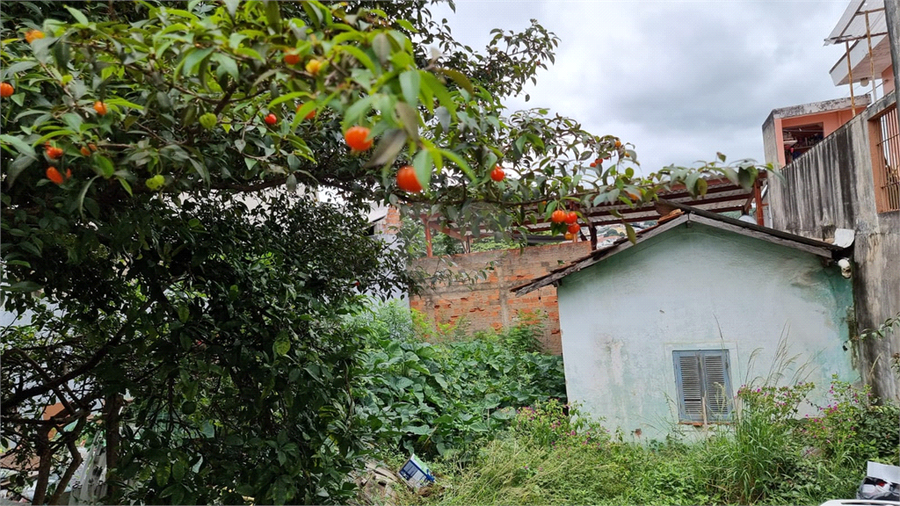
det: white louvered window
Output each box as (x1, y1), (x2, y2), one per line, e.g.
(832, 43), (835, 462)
(673, 350), (733, 423)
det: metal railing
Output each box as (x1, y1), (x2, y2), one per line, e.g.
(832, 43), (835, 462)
(872, 103), (900, 212)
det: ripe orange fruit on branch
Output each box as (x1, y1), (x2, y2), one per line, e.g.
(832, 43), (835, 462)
(0, 82), (13, 98)
(564, 211), (578, 224)
(490, 165), (505, 182)
(25, 29), (44, 44)
(550, 209), (567, 223)
(93, 101), (108, 116)
(305, 59), (322, 75)
(344, 126), (373, 151)
(264, 113), (277, 125)
(80, 146), (91, 156)
(564, 232), (575, 241)
(284, 51), (300, 65)
(567, 223), (580, 234)
(396, 165), (423, 193)
(46, 167), (64, 185)
(46, 146), (64, 160)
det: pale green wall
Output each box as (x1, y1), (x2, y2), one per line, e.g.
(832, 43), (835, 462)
(557, 222), (857, 441)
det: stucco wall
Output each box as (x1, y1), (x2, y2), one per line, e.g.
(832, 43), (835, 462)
(410, 241), (592, 354)
(768, 91), (900, 401)
(557, 223), (856, 441)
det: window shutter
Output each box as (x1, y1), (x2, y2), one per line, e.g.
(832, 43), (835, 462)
(674, 350), (733, 423)
(702, 352), (730, 417)
(677, 353), (703, 421)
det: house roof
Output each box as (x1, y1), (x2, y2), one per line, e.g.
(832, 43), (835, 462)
(522, 173), (768, 231)
(511, 201), (852, 296)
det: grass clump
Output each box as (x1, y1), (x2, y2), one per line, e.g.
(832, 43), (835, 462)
(402, 381), (898, 506)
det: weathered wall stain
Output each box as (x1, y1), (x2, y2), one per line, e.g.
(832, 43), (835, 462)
(768, 91), (900, 400)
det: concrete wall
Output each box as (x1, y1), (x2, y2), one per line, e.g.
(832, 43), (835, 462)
(762, 98), (867, 168)
(410, 241), (592, 354)
(768, 91), (900, 401)
(557, 223), (856, 441)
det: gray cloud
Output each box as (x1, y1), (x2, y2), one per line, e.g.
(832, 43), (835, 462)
(432, 1), (855, 171)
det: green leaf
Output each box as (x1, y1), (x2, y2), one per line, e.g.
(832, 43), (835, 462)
(394, 102), (419, 141)
(179, 47), (215, 77)
(117, 177), (133, 196)
(372, 33), (391, 65)
(419, 71), (455, 117)
(32, 129), (76, 147)
(625, 223), (637, 244)
(5, 281), (42, 293)
(412, 149), (432, 189)
(396, 19), (417, 32)
(364, 128), (406, 168)
(64, 5), (89, 24)
(341, 95), (375, 131)
(53, 37), (71, 69)
(94, 155), (115, 178)
(0, 61), (38, 81)
(274, 339), (290, 357)
(436, 67), (475, 95)
(224, 0), (240, 18)
(440, 149), (474, 181)
(337, 45), (376, 73)
(265, 0), (282, 30)
(0, 135), (37, 159)
(696, 177), (708, 196)
(404, 425), (431, 435)
(399, 70), (420, 106)
(172, 460), (186, 482)
(5, 155), (35, 187)
(211, 53), (239, 81)
(75, 176), (99, 219)
(268, 91), (311, 109)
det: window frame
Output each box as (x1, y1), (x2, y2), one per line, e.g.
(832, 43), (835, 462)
(672, 349), (734, 424)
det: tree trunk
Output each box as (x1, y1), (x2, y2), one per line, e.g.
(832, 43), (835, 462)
(104, 394), (123, 499)
(48, 417), (87, 505)
(31, 429), (53, 506)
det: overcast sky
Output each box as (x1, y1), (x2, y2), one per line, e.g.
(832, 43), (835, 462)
(429, 0), (860, 173)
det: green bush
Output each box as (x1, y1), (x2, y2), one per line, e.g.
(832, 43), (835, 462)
(348, 302), (566, 460)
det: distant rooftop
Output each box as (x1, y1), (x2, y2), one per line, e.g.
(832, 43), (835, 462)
(826, 0), (892, 86)
(763, 96), (871, 125)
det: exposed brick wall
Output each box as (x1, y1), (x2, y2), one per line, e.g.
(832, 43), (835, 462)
(409, 242), (592, 354)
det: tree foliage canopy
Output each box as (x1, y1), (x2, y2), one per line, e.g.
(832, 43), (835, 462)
(0, 0), (763, 503)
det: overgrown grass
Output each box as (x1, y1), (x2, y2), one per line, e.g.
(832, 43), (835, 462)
(351, 303), (898, 505)
(396, 384), (898, 506)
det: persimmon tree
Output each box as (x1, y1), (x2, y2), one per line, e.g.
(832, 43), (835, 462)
(0, 0), (763, 504)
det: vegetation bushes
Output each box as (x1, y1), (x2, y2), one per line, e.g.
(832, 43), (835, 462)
(349, 303), (566, 460)
(400, 378), (898, 506)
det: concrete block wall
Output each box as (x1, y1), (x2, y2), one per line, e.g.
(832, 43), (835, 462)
(768, 91), (900, 401)
(409, 241), (592, 355)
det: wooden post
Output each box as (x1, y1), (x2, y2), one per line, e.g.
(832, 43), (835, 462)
(589, 223), (598, 250)
(846, 40), (857, 115)
(865, 11), (878, 101)
(754, 181), (765, 226)
(422, 216), (433, 257)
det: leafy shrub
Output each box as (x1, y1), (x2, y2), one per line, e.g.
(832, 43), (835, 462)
(801, 377), (900, 465)
(349, 302), (566, 460)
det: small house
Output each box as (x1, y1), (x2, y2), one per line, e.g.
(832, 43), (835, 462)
(513, 205), (859, 440)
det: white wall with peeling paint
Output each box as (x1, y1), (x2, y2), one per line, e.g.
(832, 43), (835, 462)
(557, 222), (857, 441)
